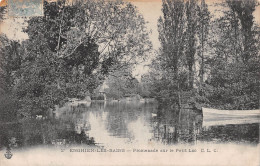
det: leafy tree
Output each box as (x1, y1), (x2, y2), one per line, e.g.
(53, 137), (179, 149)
(197, 0), (210, 90)
(158, 0), (186, 73)
(0, 5), (6, 23)
(104, 68), (140, 99)
(157, 0), (187, 108)
(0, 36), (21, 121)
(206, 0), (260, 109)
(0, 0), (151, 115)
(185, 0), (199, 89)
(226, 0), (258, 63)
(154, 0), (259, 110)
(139, 74), (153, 98)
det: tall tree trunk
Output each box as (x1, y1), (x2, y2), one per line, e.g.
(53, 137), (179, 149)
(189, 65), (193, 89)
(199, 26), (204, 90)
(199, 0), (208, 93)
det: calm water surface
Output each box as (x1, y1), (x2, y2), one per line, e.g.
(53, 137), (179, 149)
(0, 101), (259, 150)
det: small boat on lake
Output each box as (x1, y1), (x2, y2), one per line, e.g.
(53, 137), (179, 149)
(202, 107), (260, 127)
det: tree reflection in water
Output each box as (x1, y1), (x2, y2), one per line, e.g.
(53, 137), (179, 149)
(151, 104), (258, 145)
(151, 104), (203, 145)
(0, 101), (259, 150)
(0, 117), (96, 151)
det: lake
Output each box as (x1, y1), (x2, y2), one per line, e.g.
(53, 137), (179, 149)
(0, 100), (259, 151)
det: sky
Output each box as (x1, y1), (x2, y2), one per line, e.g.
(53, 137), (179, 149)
(0, 0), (260, 80)
(131, 1), (162, 79)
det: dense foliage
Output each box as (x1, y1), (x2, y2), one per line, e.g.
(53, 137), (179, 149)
(103, 69), (139, 99)
(1, 0), (259, 122)
(0, 0), (151, 118)
(149, 0), (260, 110)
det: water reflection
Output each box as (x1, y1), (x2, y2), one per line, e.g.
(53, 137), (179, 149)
(151, 108), (203, 145)
(0, 118), (96, 151)
(0, 101), (259, 150)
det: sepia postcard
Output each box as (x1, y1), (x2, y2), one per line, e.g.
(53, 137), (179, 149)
(0, 0), (260, 165)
